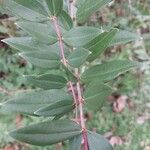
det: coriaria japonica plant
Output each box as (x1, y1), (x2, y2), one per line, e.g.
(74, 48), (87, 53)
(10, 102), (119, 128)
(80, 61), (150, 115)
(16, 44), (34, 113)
(1, 0), (140, 149)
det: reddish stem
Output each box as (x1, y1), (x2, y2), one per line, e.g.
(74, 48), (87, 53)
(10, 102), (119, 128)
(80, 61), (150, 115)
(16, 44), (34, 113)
(51, 16), (79, 121)
(68, 81), (78, 120)
(51, 16), (67, 66)
(51, 15), (88, 150)
(68, 0), (89, 148)
(76, 69), (88, 150)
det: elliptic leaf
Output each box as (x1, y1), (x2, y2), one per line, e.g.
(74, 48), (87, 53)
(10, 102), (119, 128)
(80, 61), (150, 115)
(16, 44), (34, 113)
(109, 30), (141, 47)
(85, 29), (118, 61)
(20, 50), (60, 69)
(87, 131), (113, 150)
(84, 82), (112, 110)
(9, 120), (81, 146)
(16, 21), (57, 45)
(12, 0), (48, 16)
(81, 60), (137, 83)
(45, 0), (63, 16)
(4, 0), (48, 22)
(63, 27), (102, 47)
(61, 64), (77, 82)
(69, 134), (82, 150)
(68, 48), (90, 68)
(35, 100), (74, 117)
(58, 10), (73, 31)
(77, 0), (112, 23)
(2, 37), (50, 52)
(1, 89), (72, 115)
(25, 74), (67, 89)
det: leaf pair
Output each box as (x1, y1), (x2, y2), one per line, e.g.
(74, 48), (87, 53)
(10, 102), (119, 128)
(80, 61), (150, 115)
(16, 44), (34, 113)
(81, 60), (138, 110)
(1, 89), (73, 117)
(4, 0), (72, 30)
(9, 120), (112, 150)
(63, 28), (140, 62)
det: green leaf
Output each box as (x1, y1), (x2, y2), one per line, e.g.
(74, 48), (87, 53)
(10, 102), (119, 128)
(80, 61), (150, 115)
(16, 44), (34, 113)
(68, 48), (90, 68)
(77, 0), (112, 23)
(2, 37), (50, 52)
(81, 60), (137, 83)
(87, 131), (113, 150)
(0, 25), (8, 33)
(69, 135), (82, 150)
(9, 119), (81, 146)
(16, 21), (57, 45)
(45, 0), (63, 16)
(63, 27), (102, 47)
(35, 100), (74, 117)
(20, 50), (60, 69)
(25, 73), (67, 89)
(76, 0), (86, 7)
(12, 0), (48, 16)
(4, 0), (48, 22)
(50, 42), (70, 56)
(84, 82), (112, 110)
(1, 89), (72, 115)
(85, 29), (118, 61)
(58, 10), (73, 31)
(61, 64), (77, 82)
(108, 30), (141, 47)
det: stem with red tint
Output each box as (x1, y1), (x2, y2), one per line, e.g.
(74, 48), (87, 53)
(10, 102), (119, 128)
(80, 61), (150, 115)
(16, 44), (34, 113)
(51, 16), (79, 121)
(76, 69), (88, 150)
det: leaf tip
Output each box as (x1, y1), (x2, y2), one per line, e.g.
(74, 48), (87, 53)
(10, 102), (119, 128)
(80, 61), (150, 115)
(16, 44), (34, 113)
(9, 129), (17, 139)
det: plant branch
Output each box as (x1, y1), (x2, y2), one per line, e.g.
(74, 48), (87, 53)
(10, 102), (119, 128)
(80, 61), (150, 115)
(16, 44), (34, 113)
(76, 69), (88, 150)
(51, 16), (67, 66)
(68, 0), (89, 149)
(51, 16), (79, 121)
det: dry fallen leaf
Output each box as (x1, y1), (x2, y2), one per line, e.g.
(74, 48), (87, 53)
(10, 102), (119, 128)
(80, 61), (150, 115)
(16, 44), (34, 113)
(109, 136), (123, 146)
(137, 114), (150, 125)
(113, 96), (128, 113)
(15, 114), (23, 128)
(145, 146), (150, 150)
(3, 144), (19, 150)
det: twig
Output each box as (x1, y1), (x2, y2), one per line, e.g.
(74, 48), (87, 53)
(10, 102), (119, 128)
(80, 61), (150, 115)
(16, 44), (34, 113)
(68, 0), (89, 149)
(51, 16), (79, 121)
(76, 69), (88, 150)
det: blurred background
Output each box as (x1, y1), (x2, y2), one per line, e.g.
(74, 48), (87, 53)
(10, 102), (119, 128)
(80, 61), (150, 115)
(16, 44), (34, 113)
(0, 0), (150, 149)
